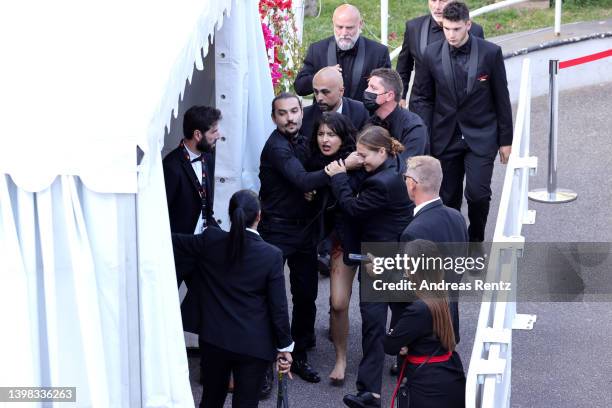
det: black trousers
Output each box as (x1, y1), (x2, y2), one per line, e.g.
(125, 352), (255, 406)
(199, 342), (269, 408)
(437, 136), (496, 242)
(356, 301), (388, 395)
(259, 222), (318, 360)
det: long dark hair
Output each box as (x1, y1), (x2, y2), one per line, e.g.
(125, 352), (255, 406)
(227, 190), (260, 264)
(308, 112), (357, 168)
(404, 239), (456, 352)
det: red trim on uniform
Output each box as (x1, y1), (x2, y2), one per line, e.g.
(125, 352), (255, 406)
(406, 351), (452, 365)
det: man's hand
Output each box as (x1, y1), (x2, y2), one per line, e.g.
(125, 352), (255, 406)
(399, 346), (409, 356)
(325, 159), (347, 176)
(344, 151), (364, 170)
(304, 191), (316, 201)
(363, 253), (377, 278)
(499, 145), (511, 164)
(276, 352), (293, 378)
(400, 99), (407, 109)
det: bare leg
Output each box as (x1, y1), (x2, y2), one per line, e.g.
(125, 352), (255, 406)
(329, 251), (356, 382)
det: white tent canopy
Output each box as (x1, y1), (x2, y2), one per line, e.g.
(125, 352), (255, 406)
(0, 0), (274, 406)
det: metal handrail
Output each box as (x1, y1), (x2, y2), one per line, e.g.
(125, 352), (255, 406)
(464, 58), (538, 408)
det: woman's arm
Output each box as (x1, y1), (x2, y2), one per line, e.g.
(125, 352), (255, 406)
(383, 302), (431, 355)
(266, 250), (293, 350)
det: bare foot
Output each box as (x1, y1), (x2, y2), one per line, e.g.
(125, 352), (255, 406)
(329, 362), (346, 382)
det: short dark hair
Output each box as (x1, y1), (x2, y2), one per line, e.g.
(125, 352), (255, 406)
(183, 105), (222, 139)
(443, 2), (470, 22)
(369, 68), (403, 103)
(271, 92), (302, 116)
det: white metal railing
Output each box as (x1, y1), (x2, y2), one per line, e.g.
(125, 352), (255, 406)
(464, 58), (538, 408)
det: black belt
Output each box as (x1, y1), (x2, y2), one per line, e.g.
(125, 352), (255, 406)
(263, 216), (310, 226)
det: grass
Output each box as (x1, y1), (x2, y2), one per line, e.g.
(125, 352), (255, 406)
(302, 0), (612, 61)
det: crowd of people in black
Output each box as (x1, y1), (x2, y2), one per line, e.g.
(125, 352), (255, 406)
(164, 2), (512, 407)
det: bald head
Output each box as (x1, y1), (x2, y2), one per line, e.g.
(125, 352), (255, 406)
(313, 67), (344, 112)
(333, 4), (362, 51)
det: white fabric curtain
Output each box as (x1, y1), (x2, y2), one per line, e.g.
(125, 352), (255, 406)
(0, 157), (193, 407)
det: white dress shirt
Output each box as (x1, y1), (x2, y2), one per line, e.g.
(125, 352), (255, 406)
(184, 144), (205, 234)
(413, 197), (441, 217)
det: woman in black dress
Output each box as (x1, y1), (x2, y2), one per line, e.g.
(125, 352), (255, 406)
(383, 239), (466, 408)
(306, 112), (358, 384)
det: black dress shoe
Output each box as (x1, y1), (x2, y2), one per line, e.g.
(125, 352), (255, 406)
(259, 364), (273, 400)
(290, 359), (321, 383)
(343, 391), (381, 408)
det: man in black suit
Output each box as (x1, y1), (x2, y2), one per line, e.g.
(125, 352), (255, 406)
(413, 2), (512, 243)
(258, 93), (332, 385)
(301, 66), (369, 140)
(163, 105), (221, 236)
(396, 0), (484, 116)
(364, 68), (428, 166)
(294, 4), (391, 102)
(401, 155), (468, 344)
(163, 105), (221, 319)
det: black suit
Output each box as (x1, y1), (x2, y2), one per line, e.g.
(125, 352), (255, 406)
(302, 96), (369, 140)
(368, 104), (429, 170)
(163, 146), (218, 234)
(399, 198), (468, 343)
(172, 228), (292, 408)
(330, 157), (413, 395)
(397, 14), (484, 120)
(294, 35), (391, 101)
(258, 129), (329, 359)
(413, 35), (512, 241)
(163, 144), (219, 332)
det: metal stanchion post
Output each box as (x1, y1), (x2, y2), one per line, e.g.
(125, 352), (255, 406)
(529, 60), (577, 203)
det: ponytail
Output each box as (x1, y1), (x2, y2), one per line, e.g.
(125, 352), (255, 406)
(227, 190), (260, 265)
(389, 138), (405, 156)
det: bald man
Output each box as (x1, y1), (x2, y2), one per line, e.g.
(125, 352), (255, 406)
(294, 4), (391, 102)
(301, 67), (369, 139)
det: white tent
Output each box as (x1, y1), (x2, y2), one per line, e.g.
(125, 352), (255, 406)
(0, 0), (274, 406)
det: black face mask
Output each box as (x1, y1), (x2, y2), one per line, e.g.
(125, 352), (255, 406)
(362, 91), (381, 112)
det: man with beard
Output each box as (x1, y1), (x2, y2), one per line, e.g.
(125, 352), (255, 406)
(258, 93), (331, 389)
(163, 105), (221, 333)
(364, 68), (428, 170)
(294, 4), (390, 102)
(396, 0), (484, 115)
(301, 67), (369, 142)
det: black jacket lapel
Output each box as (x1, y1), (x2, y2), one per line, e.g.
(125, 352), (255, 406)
(466, 36), (479, 96)
(419, 16), (430, 58)
(441, 43), (458, 105)
(350, 36), (366, 99)
(327, 38), (337, 66)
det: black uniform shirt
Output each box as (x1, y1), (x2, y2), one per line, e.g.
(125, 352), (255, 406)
(259, 129), (329, 220)
(336, 40), (359, 95)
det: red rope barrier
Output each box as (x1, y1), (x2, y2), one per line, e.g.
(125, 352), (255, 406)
(559, 49), (612, 69)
